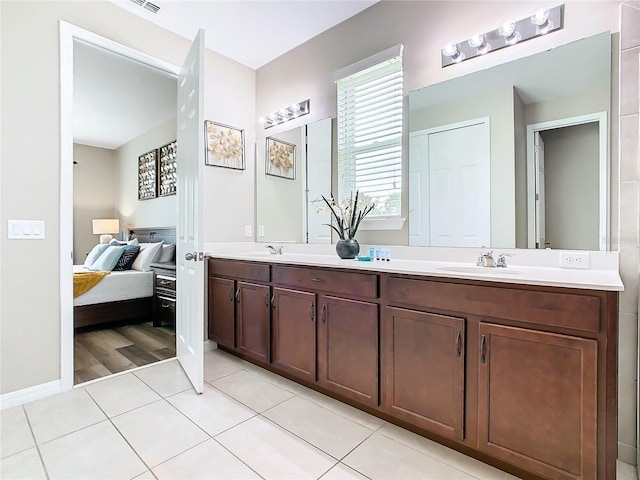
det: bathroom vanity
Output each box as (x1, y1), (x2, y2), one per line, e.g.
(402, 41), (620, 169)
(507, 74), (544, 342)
(207, 254), (620, 480)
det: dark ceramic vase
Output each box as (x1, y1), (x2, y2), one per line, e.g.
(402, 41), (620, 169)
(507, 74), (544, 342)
(336, 238), (360, 259)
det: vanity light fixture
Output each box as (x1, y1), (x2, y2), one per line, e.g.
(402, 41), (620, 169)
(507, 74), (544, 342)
(259, 99), (310, 129)
(441, 4), (564, 67)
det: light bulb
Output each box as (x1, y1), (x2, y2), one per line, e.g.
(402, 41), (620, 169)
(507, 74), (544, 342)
(531, 8), (550, 26)
(498, 21), (516, 37)
(291, 102), (301, 112)
(258, 117), (265, 123)
(442, 43), (459, 57)
(468, 34), (484, 48)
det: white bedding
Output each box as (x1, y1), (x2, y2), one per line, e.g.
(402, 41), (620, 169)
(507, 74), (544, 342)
(73, 265), (154, 306)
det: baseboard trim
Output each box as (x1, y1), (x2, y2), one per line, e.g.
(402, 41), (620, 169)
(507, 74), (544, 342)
(204, 339), (217, 352)
(0, 380), (62, 410)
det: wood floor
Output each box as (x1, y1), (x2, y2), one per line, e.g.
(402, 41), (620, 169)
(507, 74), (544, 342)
(74, 321), (176, 385)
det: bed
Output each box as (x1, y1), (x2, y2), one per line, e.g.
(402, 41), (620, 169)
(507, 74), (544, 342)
(73, 227), (176, 329)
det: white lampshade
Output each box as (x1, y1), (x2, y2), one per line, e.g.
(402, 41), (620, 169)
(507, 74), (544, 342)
(92, 219), (119, 244)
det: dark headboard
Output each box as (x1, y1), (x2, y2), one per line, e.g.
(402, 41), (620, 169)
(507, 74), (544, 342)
(129, 227), (176, 244)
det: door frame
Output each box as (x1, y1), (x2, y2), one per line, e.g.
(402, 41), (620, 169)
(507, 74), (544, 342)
(59, 21), (180, 391)
(526, 112), (608, 250)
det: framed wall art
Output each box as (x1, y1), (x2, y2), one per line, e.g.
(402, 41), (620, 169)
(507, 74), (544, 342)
(266, 137), (296, 180)
(158, 140), (177, 196)
(138, 149), (157, 200)
(205, 120), (245, 170)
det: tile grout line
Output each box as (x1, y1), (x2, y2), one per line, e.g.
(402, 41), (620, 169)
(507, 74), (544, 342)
(19, 404), (50, 480)
(83, 386), (155, 477)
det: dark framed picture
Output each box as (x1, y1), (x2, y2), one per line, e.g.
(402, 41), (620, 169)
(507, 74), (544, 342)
(138, 149), (157, 200)
(158, 140), (177, 197)
(266, 137), (296, 180)
(205, 120), (245, 170)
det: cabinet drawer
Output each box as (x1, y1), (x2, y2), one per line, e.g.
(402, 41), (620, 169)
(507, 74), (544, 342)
(155, 295), (176, 325)
(155, 275), (176, 291)
(388, 277), (600, 333)
(208, 259), (270, 283)
(273, 265), (377, 299)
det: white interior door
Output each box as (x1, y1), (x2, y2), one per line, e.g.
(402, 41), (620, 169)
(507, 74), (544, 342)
(176, 29), (205, 393)
(534, 132), (547, 249)
(428, 120), (490, 247)
(306, 118), (332, 243)
(409, 131), (430, 246)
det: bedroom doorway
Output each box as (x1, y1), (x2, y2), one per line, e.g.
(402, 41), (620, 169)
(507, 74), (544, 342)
(60, 22), (187, 389)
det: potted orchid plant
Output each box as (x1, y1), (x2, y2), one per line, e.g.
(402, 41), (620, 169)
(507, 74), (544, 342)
(318, 190), (375, 259)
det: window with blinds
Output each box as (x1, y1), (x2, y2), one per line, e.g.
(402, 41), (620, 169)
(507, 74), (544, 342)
(336, 55), (403, 217)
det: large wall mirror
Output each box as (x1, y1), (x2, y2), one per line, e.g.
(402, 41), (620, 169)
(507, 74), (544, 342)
(409, 32), (611, 251)
(256, 117), (332, 243)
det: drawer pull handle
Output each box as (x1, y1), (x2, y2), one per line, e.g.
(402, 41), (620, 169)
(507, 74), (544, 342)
(159, 280), (171, 285)
(235, 289), (240, 303)
(321, 304), (327, 324)
(311, 277), (325, 283)
(455, 330), (462, 358)
(228, 287), (234, 302)
(160, 303), (172, 308)
(309, 302), (314, 322)
(480, 335), (487, 364)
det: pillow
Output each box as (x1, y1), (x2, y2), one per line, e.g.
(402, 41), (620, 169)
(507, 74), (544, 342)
(89, 245), (125, 271)
(131, 241), (164, 272)
(113, 245), (141, 271)
(110, 238), (139, 246)
(158, 243), (176, 263)
(84, 243), (109, 268)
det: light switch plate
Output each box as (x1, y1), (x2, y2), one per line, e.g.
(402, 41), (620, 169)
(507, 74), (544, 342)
(244, 224), (252, 238)
(8, 220), (45, 239)
(258, 225), (265, 237)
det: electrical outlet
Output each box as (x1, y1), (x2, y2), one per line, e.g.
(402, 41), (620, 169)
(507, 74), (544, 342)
(244, 224), (252, 238)
(559, 251), (590, 269)
(258, 225), (265, 237)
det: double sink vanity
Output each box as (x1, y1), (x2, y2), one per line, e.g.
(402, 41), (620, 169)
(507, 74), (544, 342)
(207, 247), (622, 480)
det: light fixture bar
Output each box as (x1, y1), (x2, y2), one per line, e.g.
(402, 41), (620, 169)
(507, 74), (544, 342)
(441, 4), (564, 67)
(260, 99), (310, 129)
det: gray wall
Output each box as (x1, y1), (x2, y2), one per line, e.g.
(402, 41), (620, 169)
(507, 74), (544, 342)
(256, 0), (619, 246)
(0, 0), (255, 395)
(115, 117), (178, 233)
(541, 123), (600, 250)
(72, 144), (118, 263)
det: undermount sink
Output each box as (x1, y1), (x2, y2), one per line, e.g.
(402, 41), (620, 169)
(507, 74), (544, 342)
(437, 265), (523, 275)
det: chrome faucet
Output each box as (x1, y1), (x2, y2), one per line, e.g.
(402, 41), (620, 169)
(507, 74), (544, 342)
(476, 251), (496, 267)
(265, 245), (283, 255)
(496, 253), (513, 268)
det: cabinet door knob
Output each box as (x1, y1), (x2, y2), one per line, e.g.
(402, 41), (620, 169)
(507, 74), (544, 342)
(228, 286), (234, 302)
(271, 295), (276, 309)
(321, 304), (327, 324)
(235, 289), (240, 303)
(309, 302), (315, 322)
(265, 293), (270, 307)
(480, 335), (487, 364)
(455, 330), (462, 358)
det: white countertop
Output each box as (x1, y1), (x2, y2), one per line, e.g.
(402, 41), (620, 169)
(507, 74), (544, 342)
(206, 247), (624, 292)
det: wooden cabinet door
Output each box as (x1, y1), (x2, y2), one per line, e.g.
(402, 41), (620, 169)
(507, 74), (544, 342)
(478, 323), (597, 480)
(208, 277), (235, 349)
(382, 307), (465, 441)
(271, 288), (316, 382)
(236, 282), (271, 363)
(317, 295), (378, 407)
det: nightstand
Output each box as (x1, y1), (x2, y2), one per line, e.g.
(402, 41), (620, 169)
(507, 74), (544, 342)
(150, 262), (176, 327)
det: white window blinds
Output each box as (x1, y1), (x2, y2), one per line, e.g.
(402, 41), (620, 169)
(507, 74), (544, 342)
(337, 54), (403, 217)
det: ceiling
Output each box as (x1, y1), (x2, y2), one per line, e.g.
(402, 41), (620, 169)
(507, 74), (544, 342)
(110, 0), (379, 70)
(73, 41), (177, 149)
(75, 0), (377, 149)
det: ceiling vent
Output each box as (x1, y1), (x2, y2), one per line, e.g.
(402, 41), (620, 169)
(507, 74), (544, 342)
(143, 2), (160, 13)
(129, 0), (144, 5)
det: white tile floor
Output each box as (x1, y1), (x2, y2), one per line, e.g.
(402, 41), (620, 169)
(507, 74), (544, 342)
(1, 348), (637, 480)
